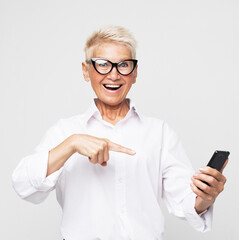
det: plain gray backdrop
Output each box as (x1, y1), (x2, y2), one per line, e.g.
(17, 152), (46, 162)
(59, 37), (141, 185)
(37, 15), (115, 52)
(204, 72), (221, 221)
(1, 0), (238, 239)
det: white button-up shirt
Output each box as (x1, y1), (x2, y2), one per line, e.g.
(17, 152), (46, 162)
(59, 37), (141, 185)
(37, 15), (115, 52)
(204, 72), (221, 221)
(12, 98), (212, 240)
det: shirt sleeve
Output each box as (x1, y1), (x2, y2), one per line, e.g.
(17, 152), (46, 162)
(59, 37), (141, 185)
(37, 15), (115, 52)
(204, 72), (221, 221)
(12, 121), (65, 204)
(182, 192), (213, 232)
(160, 122), (213, 232)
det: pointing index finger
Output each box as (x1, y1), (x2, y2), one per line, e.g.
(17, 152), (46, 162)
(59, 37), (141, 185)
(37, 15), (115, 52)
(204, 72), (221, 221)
(108, 140), (136, 155)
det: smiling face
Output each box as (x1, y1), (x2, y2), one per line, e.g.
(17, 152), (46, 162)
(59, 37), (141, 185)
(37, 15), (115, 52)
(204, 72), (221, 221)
(82, 42), (137, 107)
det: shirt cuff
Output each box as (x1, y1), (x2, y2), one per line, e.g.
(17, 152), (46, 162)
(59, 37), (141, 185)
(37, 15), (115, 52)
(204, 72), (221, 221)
(182, 192), (213, 232)
(27, 150), (63, 191)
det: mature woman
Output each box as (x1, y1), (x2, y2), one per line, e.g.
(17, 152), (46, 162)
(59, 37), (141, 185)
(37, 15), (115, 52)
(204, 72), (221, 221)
(12, 26), (227, 240)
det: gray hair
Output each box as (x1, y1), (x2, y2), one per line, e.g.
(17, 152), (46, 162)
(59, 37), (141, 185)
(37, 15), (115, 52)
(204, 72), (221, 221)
(84, 25), (137, 61)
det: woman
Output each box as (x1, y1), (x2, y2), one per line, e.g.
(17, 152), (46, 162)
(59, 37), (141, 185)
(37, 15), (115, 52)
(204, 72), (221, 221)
(12, 26), (227, 240)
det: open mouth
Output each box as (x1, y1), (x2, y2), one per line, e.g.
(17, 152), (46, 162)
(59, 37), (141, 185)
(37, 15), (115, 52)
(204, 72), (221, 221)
(103, 84), (123, 91)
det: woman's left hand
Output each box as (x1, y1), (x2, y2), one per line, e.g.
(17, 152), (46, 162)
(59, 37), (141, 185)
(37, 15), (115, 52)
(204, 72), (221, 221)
(191, 159), (228, 214)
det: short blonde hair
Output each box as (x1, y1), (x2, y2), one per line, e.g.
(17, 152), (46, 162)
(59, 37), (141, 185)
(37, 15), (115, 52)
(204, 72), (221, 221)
(84, 25), (137, 61)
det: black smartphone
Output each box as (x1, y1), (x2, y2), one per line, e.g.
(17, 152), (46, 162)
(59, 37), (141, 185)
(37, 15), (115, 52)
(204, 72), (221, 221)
(201, 150), (230, 187)
(207, 150), (230, 171)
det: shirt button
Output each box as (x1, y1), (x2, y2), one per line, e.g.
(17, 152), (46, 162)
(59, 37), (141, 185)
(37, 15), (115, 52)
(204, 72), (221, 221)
(118, 178), (123, 183)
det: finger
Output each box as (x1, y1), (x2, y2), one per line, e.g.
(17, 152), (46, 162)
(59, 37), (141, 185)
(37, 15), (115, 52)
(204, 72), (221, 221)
(88, 150), (98, 164)
(101, 162), (107, 167)
(220, 158), (229, 173)
(190, 183), (214, 202)
(99, 144), (109, 167)
(97, 148), (104, 164)
(199, 167), (226, 183)
(108, 141), (136, 155)
(193, 173), (218, 188)
(192, 173), (225, 196)
(103, 144), (109, 162)
(191, 177), (214, 195)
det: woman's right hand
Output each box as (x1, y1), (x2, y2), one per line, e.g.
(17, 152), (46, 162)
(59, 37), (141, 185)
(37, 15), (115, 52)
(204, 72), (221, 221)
(71, 134), (136, 167)
(47, 134), (136, 176)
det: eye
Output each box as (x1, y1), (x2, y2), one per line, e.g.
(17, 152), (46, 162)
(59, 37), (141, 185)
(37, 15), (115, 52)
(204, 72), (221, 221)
(99, 62), (108, 67)
(118, 62), (128, 68)
(96, 60), (109, 67)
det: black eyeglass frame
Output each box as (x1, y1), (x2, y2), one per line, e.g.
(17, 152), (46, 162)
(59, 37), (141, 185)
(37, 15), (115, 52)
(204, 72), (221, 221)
(87, 58), (138, 76)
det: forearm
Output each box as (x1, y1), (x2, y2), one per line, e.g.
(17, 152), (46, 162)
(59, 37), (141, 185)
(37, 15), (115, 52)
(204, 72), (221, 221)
(47, 135), (76, 177)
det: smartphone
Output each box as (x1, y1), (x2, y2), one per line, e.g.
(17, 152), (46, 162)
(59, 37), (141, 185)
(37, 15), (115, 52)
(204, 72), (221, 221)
(201, 150), (230, 187)
(207, 150), (230, 171)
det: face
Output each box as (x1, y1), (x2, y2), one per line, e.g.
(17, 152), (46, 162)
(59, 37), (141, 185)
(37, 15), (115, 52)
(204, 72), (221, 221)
(82, 42), (137, 107)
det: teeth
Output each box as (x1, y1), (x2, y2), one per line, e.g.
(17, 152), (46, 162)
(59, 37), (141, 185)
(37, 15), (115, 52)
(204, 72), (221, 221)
(105, 84), (121, 88)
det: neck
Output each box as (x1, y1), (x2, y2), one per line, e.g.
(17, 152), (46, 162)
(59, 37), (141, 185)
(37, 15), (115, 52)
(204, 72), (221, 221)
(95, 98), (130, 125)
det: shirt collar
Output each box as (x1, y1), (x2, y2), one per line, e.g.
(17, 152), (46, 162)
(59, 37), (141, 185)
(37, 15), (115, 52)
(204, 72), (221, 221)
(82, 98), (142, 126)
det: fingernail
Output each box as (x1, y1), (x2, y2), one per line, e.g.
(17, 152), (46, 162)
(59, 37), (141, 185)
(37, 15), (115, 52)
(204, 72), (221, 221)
(199, 167), (205, 172)
(130, 150), (136, 154)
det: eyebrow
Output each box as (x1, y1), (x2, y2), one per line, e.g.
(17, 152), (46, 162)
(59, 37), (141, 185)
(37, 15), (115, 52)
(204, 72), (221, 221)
(94, 57), (131, 62)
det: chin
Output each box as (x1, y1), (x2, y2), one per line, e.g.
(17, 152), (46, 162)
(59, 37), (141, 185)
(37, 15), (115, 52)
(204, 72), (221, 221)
(98, 96), (127, 106)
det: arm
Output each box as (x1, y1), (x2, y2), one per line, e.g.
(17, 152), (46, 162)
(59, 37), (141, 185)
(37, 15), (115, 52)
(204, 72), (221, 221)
(13, 132), (135, 203)
(46, 135), (76, 177)
(47, 134), (135, 176)
(160, 123), (213, 232)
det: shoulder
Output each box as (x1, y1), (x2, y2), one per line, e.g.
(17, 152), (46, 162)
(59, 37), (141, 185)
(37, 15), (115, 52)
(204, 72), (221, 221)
(36, 113), (85, 149)
(139, 114), (179, 140)
(44, 113), (85, 138)
(55, 114), (84, 127)
(139, 114), (166, 131)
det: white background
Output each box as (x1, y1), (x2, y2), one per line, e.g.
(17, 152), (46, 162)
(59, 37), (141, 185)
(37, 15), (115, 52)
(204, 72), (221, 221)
(1, 0), (238, 239)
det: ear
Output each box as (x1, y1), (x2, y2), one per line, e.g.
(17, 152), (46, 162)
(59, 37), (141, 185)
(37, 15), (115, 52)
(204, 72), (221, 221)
(132, 64), (138, 84)
(82, 62), (91, 82)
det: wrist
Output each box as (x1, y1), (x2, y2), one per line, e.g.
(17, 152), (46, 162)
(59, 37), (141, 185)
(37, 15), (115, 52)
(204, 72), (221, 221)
(195, 196), (214, 214)
(68, 134), (79, 154)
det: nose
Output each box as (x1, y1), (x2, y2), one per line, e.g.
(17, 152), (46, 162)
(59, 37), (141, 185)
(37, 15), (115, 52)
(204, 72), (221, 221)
(107, 66), (120, 81)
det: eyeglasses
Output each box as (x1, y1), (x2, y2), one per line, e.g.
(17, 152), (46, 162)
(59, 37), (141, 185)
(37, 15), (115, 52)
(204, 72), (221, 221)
(87, 58), (138, 76)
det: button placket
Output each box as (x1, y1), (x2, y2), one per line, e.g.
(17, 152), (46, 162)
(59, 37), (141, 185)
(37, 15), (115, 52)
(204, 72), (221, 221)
(114, 126), (134, 239)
